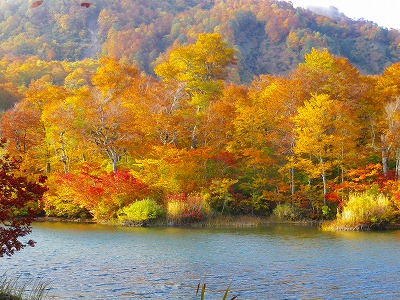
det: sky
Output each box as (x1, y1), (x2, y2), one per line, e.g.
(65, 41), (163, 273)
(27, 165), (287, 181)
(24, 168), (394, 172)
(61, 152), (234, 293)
(288, 0), (400, 30)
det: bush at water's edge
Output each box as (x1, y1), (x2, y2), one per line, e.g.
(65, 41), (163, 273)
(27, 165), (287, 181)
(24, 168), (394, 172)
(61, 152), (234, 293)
(36, 189), (400, 230)
(321, 191), (395, 231)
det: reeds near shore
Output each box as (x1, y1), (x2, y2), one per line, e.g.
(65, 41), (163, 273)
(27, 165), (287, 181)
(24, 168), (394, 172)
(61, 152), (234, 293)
(0, 275), (48, 300)
(196, 281), (238, 300)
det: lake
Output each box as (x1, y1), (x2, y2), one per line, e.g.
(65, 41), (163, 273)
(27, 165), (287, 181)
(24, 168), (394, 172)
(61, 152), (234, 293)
(2, 222), (400, 299)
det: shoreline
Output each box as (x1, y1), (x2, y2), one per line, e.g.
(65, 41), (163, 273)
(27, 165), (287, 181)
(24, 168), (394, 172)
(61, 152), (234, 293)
(34, 216), (400, 231)
(34, 215), (322, 228)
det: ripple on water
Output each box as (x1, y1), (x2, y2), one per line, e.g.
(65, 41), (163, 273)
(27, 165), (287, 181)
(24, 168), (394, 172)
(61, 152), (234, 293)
(2, 223), (400, 299)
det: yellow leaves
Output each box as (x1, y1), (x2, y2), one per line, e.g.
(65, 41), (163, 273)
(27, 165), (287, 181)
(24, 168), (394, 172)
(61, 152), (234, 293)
(293, 93), (347, 182)
(153, 60), (180, 83)
(91, 56), (139, 97)
(294, 94), (335, 140)
(240, 149), (274, 169)
(228, 104), (266, 151)
(376, 62), (400, 101)
(154, 34), (236, 149)
(64, 67), (92, 90)
(301, 48), (334, 71)
(155, 33), (235, 90)
(133, 146), (205, 194)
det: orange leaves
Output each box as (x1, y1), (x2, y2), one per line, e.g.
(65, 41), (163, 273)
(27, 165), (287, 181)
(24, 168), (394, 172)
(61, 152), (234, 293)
(66, 58), (153, 171)
(376, 63), (400, 102)
(92, 56), (139, 97)
(240, 149), (274, 169)
(343, 164), (384, 190)
(3, 50), (400, 220)
(1, 100), (44, 156)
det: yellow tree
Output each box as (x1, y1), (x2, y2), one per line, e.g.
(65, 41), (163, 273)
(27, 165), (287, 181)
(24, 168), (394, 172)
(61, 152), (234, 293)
(226, 76), (279, 204)
(69, 57), (151, 172)
(292, 48), (364, 182)
(26, 80), (73, 174)
(1, 78), (69, 174)
(291, 48), (366, 111)
(154, 33), (236, 149)
(227, 75), (305, 206)
(294, 94), (348, 207)
(375, 63), (400, 178)
(40, 88), (84, 174)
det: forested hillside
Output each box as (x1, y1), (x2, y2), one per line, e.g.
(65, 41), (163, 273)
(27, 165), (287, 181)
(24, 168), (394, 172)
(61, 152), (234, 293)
(0, 0), (399, 82)
(0, 0), (399, 226)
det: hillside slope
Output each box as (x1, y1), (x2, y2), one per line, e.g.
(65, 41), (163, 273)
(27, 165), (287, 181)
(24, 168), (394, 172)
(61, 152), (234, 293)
(0, 0), (399, 82)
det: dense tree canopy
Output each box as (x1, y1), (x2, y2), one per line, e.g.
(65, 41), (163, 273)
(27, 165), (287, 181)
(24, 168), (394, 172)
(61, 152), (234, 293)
(0, 0), (400, 230)
(0, 33), (399, 223)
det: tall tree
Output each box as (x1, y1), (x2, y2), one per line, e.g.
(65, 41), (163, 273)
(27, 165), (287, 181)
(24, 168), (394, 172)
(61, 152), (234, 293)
(294, 94), (346, 206)
(154, 33), (236, 149)
(69, 57), (150, 172)
(374, 63), (400, 177)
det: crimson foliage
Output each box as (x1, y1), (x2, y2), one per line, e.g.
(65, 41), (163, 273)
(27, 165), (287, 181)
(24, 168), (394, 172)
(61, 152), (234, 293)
(0, 139), (47, 257)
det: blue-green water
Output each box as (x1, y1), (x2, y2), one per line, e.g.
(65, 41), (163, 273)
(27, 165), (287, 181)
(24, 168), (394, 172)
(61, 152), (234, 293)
(2, 222), (400, 299)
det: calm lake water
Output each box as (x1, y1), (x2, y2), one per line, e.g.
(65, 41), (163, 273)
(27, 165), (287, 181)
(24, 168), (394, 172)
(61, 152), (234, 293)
(2, 222), (400, 299)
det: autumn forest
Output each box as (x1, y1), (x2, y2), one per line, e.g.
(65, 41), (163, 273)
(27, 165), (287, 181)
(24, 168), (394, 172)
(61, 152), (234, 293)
(0, 0), (400, 227)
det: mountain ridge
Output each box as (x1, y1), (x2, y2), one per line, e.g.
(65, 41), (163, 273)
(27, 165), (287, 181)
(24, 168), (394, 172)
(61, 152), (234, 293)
(0, 0), (398, 82)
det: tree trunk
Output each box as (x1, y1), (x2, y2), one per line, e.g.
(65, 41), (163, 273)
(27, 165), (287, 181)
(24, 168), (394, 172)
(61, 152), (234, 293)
(396, 150), (400, 180)
(106, 148), (119, 173)
(381, 134), (389, 178)
(191, 124), (197, 149)
(290, 166), (295, 207)
(320, 157), (327, 206)
(57, 132), (69, 174)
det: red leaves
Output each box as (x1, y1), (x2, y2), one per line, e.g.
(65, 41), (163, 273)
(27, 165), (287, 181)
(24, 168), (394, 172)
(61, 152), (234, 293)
(0, 143), (47, 257)
(31, 0), (44, 8)
(324, 192), (341, 203)
(52, 165), (150, 220)
(212, 151), (236, 166)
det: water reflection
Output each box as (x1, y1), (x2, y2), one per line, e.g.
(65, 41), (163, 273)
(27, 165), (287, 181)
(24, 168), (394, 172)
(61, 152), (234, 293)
(2, 222), (400, 299)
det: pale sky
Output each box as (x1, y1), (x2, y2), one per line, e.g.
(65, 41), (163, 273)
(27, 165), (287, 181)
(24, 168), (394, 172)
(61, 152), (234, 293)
(288, 0), (400, 30)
